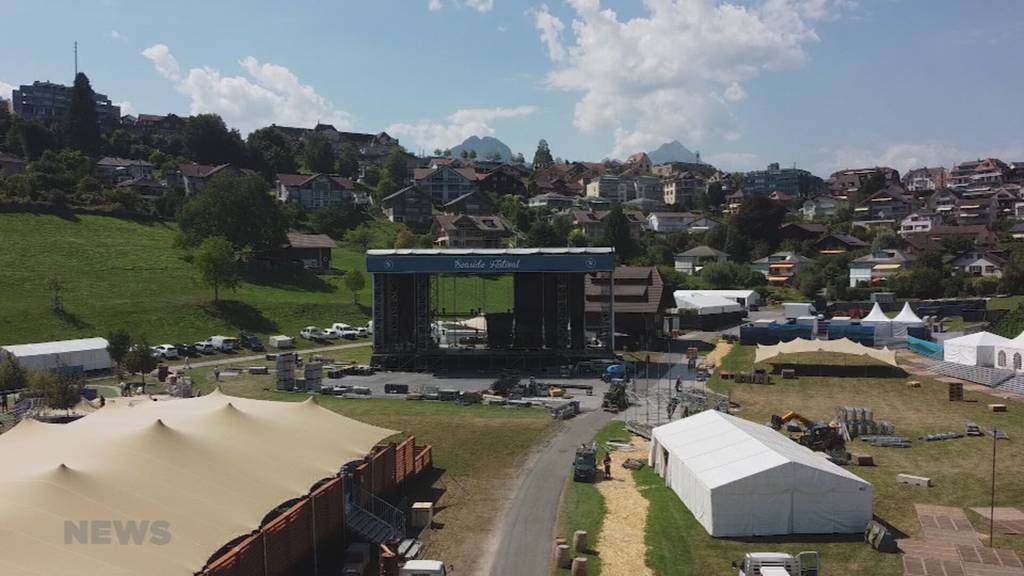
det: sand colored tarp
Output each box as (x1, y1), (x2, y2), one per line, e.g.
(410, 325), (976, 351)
(0, 390), (395, 576)
(754, 337), (898, 367)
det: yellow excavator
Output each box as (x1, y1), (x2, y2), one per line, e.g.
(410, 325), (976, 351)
(770, 411), (850, 464)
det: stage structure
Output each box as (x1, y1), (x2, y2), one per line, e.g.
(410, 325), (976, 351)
(366, 248), (617, 371)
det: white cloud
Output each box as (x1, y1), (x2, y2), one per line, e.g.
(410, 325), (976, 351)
(108, 30), (124, 40)
(429, 0), (495, 12)
(114, 100), (135, 116)
(141, 44), (352, 134)
(0, 80), (13, 100)
(387, 105), (538, 152)
(535, 0), (852, 158)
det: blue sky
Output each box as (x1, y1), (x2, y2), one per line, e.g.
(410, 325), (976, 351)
(1, 0), (1022, 176)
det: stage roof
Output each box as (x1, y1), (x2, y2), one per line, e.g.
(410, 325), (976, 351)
(366, 247), (616, 274)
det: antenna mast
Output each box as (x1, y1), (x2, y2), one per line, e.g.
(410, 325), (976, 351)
(74, 41), (78, 76)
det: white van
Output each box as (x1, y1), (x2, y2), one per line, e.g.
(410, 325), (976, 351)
(208, 336), (238, 352)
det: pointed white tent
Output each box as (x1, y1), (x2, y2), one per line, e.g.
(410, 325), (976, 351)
(943, 331), (1013, 367)
(891, 302), (925, 338)
(649, 411), (873, 537)
(860, 303), (893, 338)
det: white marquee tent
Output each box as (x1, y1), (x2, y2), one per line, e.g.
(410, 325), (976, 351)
(673, 289), (761, 309)
(649, 411), (873, 537)
(860, 303), (892, 338)
(943, 331), (1013, 367)
(891, 302), (925, 338)
(0, 337), (111, 372)
(673, 292), (745, 316)
(994, 331), (1024, 372)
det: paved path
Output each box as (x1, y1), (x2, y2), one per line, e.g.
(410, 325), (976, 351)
(182, 341), (372, 369)
(484, 409), (614, 576)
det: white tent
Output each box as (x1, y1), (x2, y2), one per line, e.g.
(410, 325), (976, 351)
(649, 411), (873, 537)
(890, 302), (925, 338)
(673, 293), (744, 316)
(994, 331), (1024, 372)
(674, 289), (760, 309)
(943, 331), (1013, 367)
(0, 337), (111, 372)
(860, 303), (892, 338)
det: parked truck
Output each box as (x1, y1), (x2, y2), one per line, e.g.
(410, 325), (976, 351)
(400, 560), (448, 576)
(735, 551), (820, 576)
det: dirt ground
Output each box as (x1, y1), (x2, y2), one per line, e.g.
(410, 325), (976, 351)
(703, 340), (733, 369)
(595, 436), (654, 576)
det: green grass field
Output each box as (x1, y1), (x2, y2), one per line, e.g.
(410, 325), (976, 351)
(628, 345), (1024, 576)
(0, 213), (519, 347)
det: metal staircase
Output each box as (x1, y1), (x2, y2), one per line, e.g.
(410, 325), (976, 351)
(926, 361), (1015, 387)
(996, 375), (1024, 396)
(346, 489), (406, 545)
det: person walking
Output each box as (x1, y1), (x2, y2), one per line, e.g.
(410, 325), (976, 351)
(1, 391), (8, 413)
(184, 356), (191, 370)
(603, 453), (612, 480)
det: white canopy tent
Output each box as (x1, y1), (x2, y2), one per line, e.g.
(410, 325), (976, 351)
(860, 303), (892, 338)
(0, 337), (111, 372)
(891, 302), (925, 338)
(672, 293), (744, 316)
(943, 331), (1013, 367)
(673, 289), (760, 309)
(994, 331), (1024, 372)
(649, 411), (873, 537)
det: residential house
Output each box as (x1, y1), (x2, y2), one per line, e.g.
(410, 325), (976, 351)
(174, 163), (239, 195)
(898, 212), (942, 236)
(852, 183), (914, 226)
(0, 152), (27, 176)
(814, 233), (868, 255)
(414, 165), (478, 204)
(903, 167), (947, 194)
(742, 162), (824, 198)
(272, 123), (401, 163)
(685, 215), (720, 233)
(123, 113), (186, 138)
(674, 246), (728, 275)
(275, 233), (337, 272)
(625, 152), (653, 174)
(849, 249), (914, 287)
(630, 176), (663, 202)
(955, 197), (996, 227)
(533, 162), (605, 196)
(800, 195), (846, 220)
(902, 224), (998, 254)
(992, 184), (1022, 218)
(768, 190), (800, 209)
(647, 212), (698, 233)
(778, 222), (827, 243)
(950, 251), (1006, 278)
(652, 161), (713, 179)
(443, 190), (495, 216)
(274, 173), (354, 210)
(571, 209), (644, 242)
(751, 252), (814, 285)
(1009, 162), (1024, 185)
(476, 165), (527, 198)
(585, 175), (626, 202)
(948, 158), (1010, 189)
(115, 177), (166, 199)
(723, 189), (747, 215)
(11, 80), (120, 128)
(96, 157), (154, 184)
(828, 167), (900, 199)
(528, 193), (577, 210)
(661, 172), (707, 207)
(1010, 223), (1024, 241)
(380, 186), (433, 230)
(623, 197), (665, 214)
(433, 214), (511, 248)
(925, 188), (960, 221)
(585, 266), (669, 342)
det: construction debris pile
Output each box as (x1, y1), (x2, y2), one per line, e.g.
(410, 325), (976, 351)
(835, 406), (895, 438)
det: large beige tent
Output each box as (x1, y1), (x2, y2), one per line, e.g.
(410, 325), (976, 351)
(0, 390), (395, 576)
(754, 338), (898, 367)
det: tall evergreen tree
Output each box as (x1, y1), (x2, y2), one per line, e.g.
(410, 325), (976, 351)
(302, 132), (334, 173)
(602, 205), (640, 261)
(246, 127), (297, 179)
(66, 72), (101, 156)
(532, 139), (554, 171)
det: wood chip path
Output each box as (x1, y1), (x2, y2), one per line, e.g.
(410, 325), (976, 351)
(594, 436), (653, 576)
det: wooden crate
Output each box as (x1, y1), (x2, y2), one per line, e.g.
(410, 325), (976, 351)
(948, 382), (963, 402)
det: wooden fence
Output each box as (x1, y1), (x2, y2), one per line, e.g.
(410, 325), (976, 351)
(353, 436), (434, 500)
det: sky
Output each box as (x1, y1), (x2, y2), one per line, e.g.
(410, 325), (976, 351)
(1, 0), (1022, 177)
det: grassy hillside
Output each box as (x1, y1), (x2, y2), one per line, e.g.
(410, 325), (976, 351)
(0, 213), (374, 345)
(0, 213), (517, 346)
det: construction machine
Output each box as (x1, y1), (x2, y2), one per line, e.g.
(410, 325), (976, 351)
(602, 379), (629, 412)
(771, 411), (849, 464)
(734, 551), (820, 576)
(572, 443), (598, 482)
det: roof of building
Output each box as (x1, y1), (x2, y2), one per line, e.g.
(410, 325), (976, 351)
(97, 156), (154, 168)
(435, 214), (510, 234)
(816, 233), (868, 248)
(650, 211), (698, 221)
(0, 391), (394, 576)
(678, 245), (728, 258)
(276, 173), (353, 188)
(851, 250), (913, 264)
(178, 163), (231, 178)
(414, 166), (477, 182)
(286, 232), (337, 249)
(751, 251), (814, 264)
(1, 337), (110, 358)
(381, 185), (430, 203)
(443, 189), (493, 208)
(585, 266), (665, 314)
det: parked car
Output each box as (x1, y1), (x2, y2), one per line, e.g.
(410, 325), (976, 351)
(356, 327), (369, 338)
(173, 343), (197, 357)
(331, 322), (352, 333)
(194, 341), (216, 354)
(238, 332), (264, 351)
(301, 326), (326, 340)
(321, 328), (342, 340)
(151, 344), (179, 360)
(208, 335), (238, 352)
(366, 321), (373, 335)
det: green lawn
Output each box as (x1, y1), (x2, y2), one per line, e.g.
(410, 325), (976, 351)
(553, 420), (628, 576)
(653, 344), (1024, 576)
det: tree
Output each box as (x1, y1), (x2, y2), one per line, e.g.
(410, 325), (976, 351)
(460, 149), (469, 159)
(871, 228), (898, 252)
(724, 223), (749, 262)
(532, 139), (554, 171)
(106, 328), (132, 379)
(177, 173), (288, 251)
(362, 164), (381, 188)
(526, 220), (561, 247)
(700, 261), (756, 290)
(1001, 250), (1024, 295)
(123, 339), (158, 386)
(375, 172), (399, 204)
(433, 148), (443, 156)
(346, 224), (374, 252)
(602, 205), (640, 261)
(512, 152), (526, 165)
(468, 149), (477, 159)
(734, 196), (787, 250)
(345, 269), (366, 304)
(567, 228), (589, 247)
(488, 151), (503, 162)
(336, 143), (360, 178)
(184, 114), (246, 165)
(394, 228), (416, 248)
(7, 118), (57, 160)
(302, 132), (334, 173)
(31, 365), (84, 413)
(246, 127), (297, 179)
(706, 182), (725, 207)
(310, 204), (369, 238)
(0, 354), (28, 392)
(66, 72), (101, 156)
(194, 236), (239, 302)
(45, 276), (65, 312)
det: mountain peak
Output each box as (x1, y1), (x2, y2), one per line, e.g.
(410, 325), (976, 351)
(448, 135), (513, 161)
(647, 140), (700, 165)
